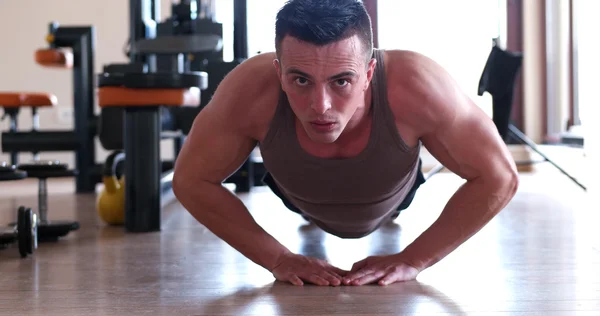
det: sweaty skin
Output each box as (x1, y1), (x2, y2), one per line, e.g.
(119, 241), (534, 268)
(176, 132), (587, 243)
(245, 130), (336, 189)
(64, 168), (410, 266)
(173, 34), (519, 286)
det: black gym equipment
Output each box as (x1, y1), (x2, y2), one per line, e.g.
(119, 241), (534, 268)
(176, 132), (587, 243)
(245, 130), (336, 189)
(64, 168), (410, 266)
(97, 71), (208, 233)
(1, 22), (100, 193)
(124, 0), (263, 194)
(0, 163), (38, 258)
(427, 40), (586, 191)
(17, 161), (80, 241)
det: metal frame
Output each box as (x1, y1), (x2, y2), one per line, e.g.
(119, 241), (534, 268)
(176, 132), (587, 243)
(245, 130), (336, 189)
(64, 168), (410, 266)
(123, 107), (163, 232)
(1, 23), (98, 193)
(52, 24), (97, 193)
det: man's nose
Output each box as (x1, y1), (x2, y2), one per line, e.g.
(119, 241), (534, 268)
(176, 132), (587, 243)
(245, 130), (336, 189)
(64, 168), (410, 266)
(311, 86), (332, 115)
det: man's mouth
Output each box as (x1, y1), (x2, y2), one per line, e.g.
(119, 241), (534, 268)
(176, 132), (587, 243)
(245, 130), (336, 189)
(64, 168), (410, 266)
(310, 120), (337, 131)
(311, 120), (335, 125)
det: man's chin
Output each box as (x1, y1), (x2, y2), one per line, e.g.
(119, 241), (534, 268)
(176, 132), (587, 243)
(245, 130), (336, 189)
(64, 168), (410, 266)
(305, 129), (340, 144)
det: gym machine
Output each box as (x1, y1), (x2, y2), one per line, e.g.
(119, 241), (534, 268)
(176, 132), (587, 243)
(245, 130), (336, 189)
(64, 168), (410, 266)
(426, 40), (587, 191)
(0, 22), (100, 193)
(143, 0), (266, 193)
(96, 0), (218, 233)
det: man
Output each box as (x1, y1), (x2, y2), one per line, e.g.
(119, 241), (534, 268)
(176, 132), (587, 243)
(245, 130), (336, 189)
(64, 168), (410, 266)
(173, 0), (518, 287)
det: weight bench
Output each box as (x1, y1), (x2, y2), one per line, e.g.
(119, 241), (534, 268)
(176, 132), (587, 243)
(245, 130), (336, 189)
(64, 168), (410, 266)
(97, 71), (207, 232)
(0, 92), (57, 164)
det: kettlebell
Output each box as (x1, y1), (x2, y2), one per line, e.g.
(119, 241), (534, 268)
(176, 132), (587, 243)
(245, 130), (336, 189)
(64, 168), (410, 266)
(96, 151), (126, 225)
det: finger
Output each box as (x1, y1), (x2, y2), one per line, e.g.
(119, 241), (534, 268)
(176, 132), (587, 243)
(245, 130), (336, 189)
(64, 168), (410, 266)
(343, 268), (371, 285)
(289, 274), (304, 286)
(321, 271), (343, 286)
(324, 266), (345, 279)
(330, 266), (350, 277)
(351, 259), (368, 272)
(303, 274), (330, 286)
(378, 272), (398, 286)
(351, 270), (387, 286)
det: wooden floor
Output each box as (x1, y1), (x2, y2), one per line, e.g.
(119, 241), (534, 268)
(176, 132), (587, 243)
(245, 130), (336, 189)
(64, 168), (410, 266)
(0, 164), (598, 315)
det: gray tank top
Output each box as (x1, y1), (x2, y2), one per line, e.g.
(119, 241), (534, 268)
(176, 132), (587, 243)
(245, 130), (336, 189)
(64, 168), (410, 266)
(259, 49), (421, 238)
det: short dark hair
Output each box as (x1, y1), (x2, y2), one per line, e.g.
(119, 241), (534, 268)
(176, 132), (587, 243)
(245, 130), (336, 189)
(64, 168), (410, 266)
(275, 0), (373, 63)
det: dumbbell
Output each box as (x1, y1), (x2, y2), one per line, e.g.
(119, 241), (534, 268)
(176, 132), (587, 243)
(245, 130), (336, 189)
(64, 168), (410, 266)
(17, 160), (79, 242)
(0, 207), (37, 258)
(0, 163), (37, 257)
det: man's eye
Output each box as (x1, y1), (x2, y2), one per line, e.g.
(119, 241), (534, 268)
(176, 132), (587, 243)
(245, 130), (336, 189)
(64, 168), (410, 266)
(295, 77), (309, 85)
(335, 79), (349, 87)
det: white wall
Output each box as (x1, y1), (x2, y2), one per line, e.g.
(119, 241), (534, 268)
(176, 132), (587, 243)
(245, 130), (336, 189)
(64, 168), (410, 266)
(0, 0), (174, 166)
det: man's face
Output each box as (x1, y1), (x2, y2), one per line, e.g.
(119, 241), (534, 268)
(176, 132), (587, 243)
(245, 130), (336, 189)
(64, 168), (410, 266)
(274, 34), (377, 144)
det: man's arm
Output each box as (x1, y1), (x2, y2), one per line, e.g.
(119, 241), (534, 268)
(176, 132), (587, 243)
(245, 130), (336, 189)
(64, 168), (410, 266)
(395, 53), (519, 271)
(172, 55), (291, 271)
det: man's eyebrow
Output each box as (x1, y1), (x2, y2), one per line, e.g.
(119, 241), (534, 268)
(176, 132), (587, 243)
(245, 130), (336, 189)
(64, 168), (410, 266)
(286, 68), (313, 79)
(285, 68), (357, 81)
(328, 71), (357, 81)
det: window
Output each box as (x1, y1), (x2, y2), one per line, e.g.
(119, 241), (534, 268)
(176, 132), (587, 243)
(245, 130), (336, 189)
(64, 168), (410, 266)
(377, 0), (506, 117)
(247, 0), (288, 56)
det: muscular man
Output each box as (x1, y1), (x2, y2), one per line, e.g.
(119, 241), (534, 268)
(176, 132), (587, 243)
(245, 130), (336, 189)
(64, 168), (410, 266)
(173, 0), (519, 287)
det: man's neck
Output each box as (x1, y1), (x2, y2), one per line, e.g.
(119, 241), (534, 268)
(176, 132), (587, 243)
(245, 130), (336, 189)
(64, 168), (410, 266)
(335, 88), (373, 146)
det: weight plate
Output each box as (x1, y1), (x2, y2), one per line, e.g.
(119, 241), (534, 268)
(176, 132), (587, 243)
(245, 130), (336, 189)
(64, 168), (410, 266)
(98, 72), (208, 89)
(17, 206), (37, 257)
(129, 34), (222, 55)
(18, 160), (68, 171)
(122, 72), (208, 89)
(30, 212), (38, 254)
(17, 207), (27, 257)
(0, 168), (27, 181)
(0, 162), (16, 173)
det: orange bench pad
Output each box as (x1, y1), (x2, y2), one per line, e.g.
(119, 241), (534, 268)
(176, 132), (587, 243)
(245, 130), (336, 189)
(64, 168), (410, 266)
(35, 48), (73, 68)
(98, 87), (201, 107)
(0, 92), (57, 108)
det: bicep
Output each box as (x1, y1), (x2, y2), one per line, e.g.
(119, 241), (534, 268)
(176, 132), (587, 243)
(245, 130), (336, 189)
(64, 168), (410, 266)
(174, 53), (278, 186)
(175, 103), (257, 185)
(422, 103), (513, 180)
(174, 68), (260, 186)
(419, 81), (516, 181)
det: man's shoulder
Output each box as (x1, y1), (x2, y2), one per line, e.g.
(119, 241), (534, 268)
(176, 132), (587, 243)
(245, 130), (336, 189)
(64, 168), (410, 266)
(226, 52), (281, 99)
(381, 49), (444, 103)
(381, 49), (460, 132)
(207, 52), (281, 138)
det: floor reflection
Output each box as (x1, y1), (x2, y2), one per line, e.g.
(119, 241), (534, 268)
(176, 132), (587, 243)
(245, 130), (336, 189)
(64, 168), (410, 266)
(196, 280), (466, 316)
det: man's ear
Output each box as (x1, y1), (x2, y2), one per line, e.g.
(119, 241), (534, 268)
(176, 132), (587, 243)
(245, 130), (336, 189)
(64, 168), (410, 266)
(273, 59), (282, 79)
(365, 58), (377, 90)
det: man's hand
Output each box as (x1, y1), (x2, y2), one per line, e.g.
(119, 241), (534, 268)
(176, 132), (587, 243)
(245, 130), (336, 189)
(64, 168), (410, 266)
(342, 254), (420, 286)
(271, 252), (349, 286)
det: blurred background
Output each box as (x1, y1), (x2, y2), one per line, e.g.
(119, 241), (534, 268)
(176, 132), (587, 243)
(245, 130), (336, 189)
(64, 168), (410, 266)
(0, 0), (597, 192)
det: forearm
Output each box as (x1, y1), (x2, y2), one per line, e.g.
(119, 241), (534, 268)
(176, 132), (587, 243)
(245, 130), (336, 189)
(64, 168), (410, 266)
(174, 180), (291, 271)
(397, 173), (518, 271)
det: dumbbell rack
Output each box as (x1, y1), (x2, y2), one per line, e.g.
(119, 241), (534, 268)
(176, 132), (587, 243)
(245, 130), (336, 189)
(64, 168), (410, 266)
(0, 22), (99, 193)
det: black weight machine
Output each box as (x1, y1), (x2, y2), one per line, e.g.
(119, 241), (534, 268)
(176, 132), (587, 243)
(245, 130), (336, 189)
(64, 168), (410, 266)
(102, 0), (274, 234)
(154, 0), (266, 193)
(0, 23), (100, 194)
(97, 0), (241, 233)
(425, 40), (586, 191)
(0, 23), (103, 243)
